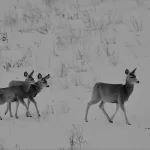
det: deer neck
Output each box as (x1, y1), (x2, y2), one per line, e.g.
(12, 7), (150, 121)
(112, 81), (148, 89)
(124, 80), (134, 97)
(35, 82), (43, 94)
(22, 82), (32, 92)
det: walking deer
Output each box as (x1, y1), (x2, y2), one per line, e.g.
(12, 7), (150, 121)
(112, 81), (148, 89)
(5, 73), (50, 118)
(84, 68), (139, 125)
(0, 70), (35, 119)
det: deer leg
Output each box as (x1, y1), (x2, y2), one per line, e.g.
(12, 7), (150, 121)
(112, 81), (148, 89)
(119, 102), (131, 125)
(99, 101), (112, 123)
(85, 96), (101, 122)
(15, 100), (19, 119)
(28, 97), (40, 117)
(8, 102), (13, 117)
(110, 103), (119, 121)
(85, 90), (101, 122)
(85, 101), (93, 122)
(19, 98), (32, 117)
(26, 99), (31, 117)
(5, 103), (9, 115)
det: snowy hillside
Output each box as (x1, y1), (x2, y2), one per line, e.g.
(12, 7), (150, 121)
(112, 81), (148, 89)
(0, 0), (150, 149)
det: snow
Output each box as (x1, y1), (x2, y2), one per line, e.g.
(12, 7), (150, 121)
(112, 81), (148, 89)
(0, 73), (149, 149)
(0, 0), (150, 149)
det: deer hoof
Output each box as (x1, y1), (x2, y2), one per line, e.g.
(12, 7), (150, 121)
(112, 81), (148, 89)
(26, 112), (31, 117)
(85, 119), (88, 122)
(109, 119), (113, 123)
(127, 122), (131, 125)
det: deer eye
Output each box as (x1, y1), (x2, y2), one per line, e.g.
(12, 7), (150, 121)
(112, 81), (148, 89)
(42, 80), (46, 83)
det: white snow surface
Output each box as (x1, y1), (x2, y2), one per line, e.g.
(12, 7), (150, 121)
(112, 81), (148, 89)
(0, 0), (150, 149)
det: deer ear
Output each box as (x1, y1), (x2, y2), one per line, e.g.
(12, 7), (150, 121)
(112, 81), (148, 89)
(37, 73), (42, 79)
(131, 68), (137, 74)
(29, 70), (34, 77)
(125, 69), (129, 75)
(24, 71), (28, 77)
(44, 74), (50, 79)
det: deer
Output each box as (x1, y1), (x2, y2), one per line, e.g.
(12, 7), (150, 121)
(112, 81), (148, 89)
(0, 70), (35, 120)
(84, 68), (139, 125)
(5, 73), (50, 118)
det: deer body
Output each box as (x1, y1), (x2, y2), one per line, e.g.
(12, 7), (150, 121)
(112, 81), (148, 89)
(9, 81), (25, 87)
(85, 68), (139, 125)
(92, 82), (134, 104)
(0, 83), (30, 101)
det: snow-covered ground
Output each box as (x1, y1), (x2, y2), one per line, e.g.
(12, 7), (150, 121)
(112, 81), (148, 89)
(0, 0), (150, 149)
(0, 65), (149, 150)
